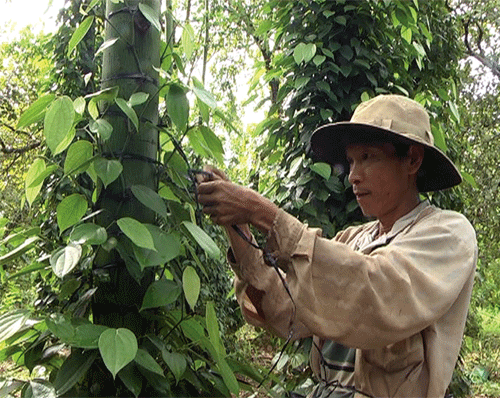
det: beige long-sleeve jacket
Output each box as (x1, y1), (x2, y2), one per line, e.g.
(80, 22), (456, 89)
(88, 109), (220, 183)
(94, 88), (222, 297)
(230, 201), (477, 397)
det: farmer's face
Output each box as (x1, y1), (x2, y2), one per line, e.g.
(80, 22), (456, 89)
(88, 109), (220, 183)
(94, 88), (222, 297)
(346, 143), (416, 226)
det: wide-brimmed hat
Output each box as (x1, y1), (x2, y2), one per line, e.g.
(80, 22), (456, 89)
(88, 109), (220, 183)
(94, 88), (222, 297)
(310, 94), (462, 192)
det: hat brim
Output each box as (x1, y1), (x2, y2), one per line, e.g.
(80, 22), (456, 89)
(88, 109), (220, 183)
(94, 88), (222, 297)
(310, 122), (462, 192)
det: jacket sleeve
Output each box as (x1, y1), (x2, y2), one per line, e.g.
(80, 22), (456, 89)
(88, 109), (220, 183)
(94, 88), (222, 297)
(228, 215), (315, 340)
(271, 208), (477, 349)
(230, 208), (477, 348)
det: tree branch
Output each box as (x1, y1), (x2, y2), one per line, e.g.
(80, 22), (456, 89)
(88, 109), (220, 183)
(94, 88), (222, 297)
(462, 18), (500, 78)
(0, 137), (41, 155)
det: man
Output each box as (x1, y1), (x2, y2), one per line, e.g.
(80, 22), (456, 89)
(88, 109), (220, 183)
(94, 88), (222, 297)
(197, 95), (477, 397)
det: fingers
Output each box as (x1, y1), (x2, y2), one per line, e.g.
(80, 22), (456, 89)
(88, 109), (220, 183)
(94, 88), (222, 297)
(195, 180), (250, 226)
(203, 165), (228, 181)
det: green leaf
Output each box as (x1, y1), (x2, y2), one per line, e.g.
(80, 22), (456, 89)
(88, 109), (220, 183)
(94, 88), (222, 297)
(0, 310), (31, 343)
(93, 157), (123, 187)
(73, 97), (86, 114)
(413, 41), (426, 57)
(183, 266), (200, 310)
(449, 101), (461, 123)
(134, 349), (164, 376)
(461, 171), (478, 189)
(59, 279), (81, 300)
(85, 0), (102, 13)
(99, 328), (138, 379)
(131, 185), (168, 219)
(401, 26), (412, 44)
(205, 301), (239, 394)
(128, 92), (150, 107)
(118, 363), (143, 398)
(117, 218), (155, 251)
(44, 96), (75, 155)
(182, 221), (220, 259)
(200, 126), (224, 163)
(57, 194), (88, 234)
(133, 226), (180, 269)
(141, 279), (182, 311)
(340, 45), (354, 61)
(8, 263), (47, 281)
(17, 94), (56, 129)
(25, 158), (46, 206)
(293, 43), (316, 64)
(95, 37), (119, 56)
(26, 380), (56, 398)
(293, 43), (305, 64)
(340, 64), (352, 77)
(313, 55), (326, 66)
(192, 86), (217, 109)
(162, 351), (186, 383)
(89, 119), (113, 141)
(64, 140), (93, 175)
(27, 164), (59, 189)
(0, 236), (39, 267)
(158, 184), (181, 203)
(115, 98), (139, 131)
(217, 356), (240, 395)
(68, 16), (95, 55)
(187, 127), (212, 159)
(166, 84), (189, 132)
(255, 19), (272, 36)
(320, 108), (333, 121)
(46, 313), (75, 342)
(88, 99), (99, 120)
(70, 223), (107, 245)
(138, 3), (161, 31)
(432, 125), (448, 152)
(85, 86), (119, 103)
(50, 244), (82, 278)
(310, 163), (332, 180)
(54, 350), (98, 395)
(334, 15), (347, 25)
(72, 324), (109, 349)
(206, 301), (224, 358)
(182, 23), (195, 59)
(180, 318), (205, 343)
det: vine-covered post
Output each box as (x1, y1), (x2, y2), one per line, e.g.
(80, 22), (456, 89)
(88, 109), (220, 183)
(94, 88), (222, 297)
(92, 0), (160, 335)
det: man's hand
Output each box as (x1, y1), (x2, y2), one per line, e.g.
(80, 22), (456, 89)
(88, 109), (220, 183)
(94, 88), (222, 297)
(196, 166), (278, 233)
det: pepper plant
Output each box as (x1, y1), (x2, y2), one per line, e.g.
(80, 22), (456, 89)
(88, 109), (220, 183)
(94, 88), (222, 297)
(0, 0), (260, 396)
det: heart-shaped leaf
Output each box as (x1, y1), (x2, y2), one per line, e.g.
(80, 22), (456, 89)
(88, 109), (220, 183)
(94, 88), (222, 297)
(98, 328), (138, 379)
(57, 194), (88, 234)
(141, 279), (181, 311)
(50, 244), (82, 278)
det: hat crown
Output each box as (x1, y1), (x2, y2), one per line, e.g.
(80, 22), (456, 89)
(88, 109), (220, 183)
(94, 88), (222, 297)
(351, 95), (434, 146)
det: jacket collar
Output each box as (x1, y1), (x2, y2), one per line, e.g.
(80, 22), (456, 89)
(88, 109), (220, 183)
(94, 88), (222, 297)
(356, 201), (431, 253)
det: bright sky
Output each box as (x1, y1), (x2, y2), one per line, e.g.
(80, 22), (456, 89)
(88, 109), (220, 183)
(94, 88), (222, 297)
(0, 0), (66, 41)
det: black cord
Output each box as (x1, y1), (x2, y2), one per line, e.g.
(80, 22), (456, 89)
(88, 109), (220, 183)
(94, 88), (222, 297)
(190, 170), (297, 389)
(229, 224), (297, 389)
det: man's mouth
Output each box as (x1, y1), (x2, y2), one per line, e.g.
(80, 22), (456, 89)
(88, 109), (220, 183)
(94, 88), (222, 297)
(354, 190), (370, 200)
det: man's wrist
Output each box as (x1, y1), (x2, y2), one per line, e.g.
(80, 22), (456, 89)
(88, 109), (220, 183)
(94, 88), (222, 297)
(248, 191), (279, 234)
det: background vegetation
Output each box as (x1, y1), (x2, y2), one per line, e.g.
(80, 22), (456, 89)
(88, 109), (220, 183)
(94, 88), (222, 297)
(0, 0), (499, 397)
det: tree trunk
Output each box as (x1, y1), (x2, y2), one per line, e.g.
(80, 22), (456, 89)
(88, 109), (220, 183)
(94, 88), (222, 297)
(88, 0), (160, 394)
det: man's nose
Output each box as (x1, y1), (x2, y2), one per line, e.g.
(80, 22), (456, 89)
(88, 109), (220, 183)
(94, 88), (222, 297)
(348, 163), (363, 185)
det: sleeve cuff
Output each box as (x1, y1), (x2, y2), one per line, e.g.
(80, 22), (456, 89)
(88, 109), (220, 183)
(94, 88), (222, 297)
(264, 209), (308, 272)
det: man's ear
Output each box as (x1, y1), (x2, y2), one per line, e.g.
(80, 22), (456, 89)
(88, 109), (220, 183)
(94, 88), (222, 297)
(407, 145), (425, 175)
